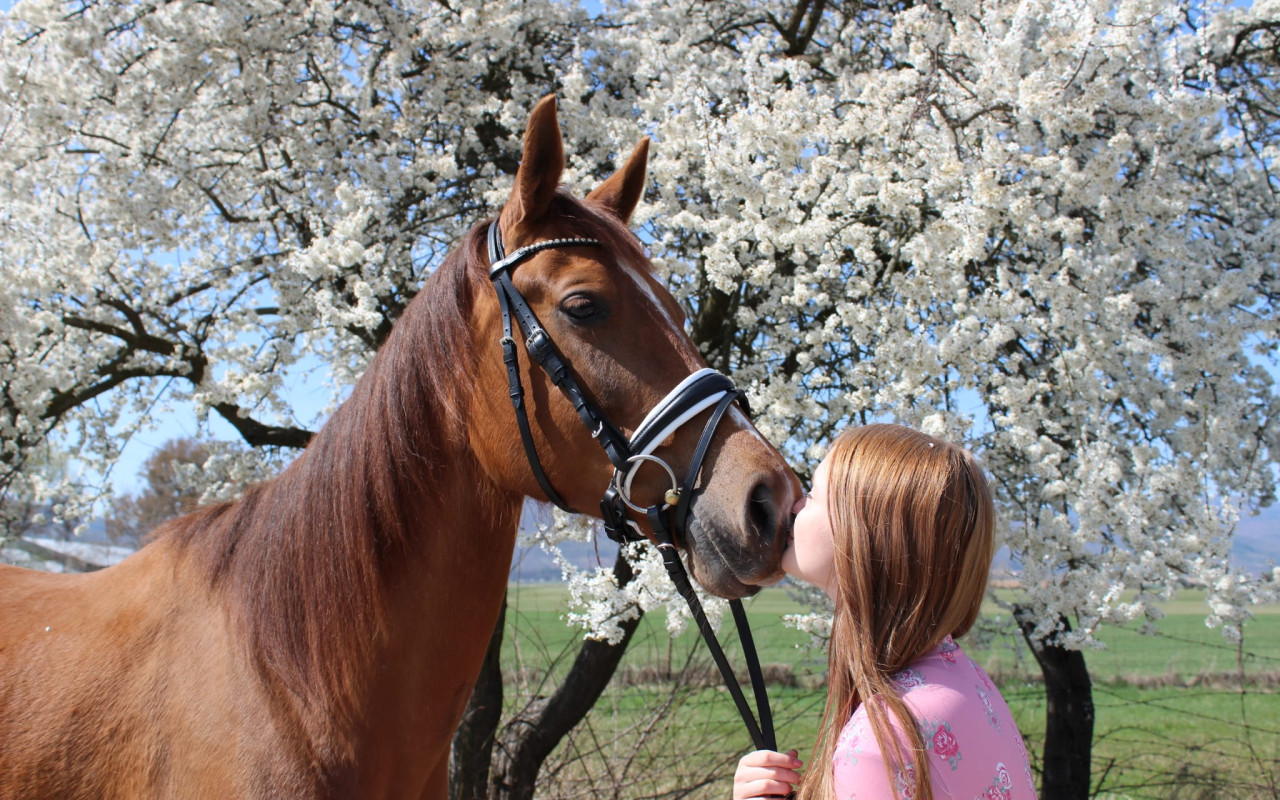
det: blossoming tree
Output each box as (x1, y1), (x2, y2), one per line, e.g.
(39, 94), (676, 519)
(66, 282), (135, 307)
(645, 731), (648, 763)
(566, 2), (1280, 795)
(3, 0), (1279, 798)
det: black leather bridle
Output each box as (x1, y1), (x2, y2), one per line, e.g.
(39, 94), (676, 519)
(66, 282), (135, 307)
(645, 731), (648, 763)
(487, 221), (777, 752)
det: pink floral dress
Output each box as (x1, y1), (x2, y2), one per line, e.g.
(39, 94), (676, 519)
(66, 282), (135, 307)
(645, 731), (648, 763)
(831, 636), (1038, 799)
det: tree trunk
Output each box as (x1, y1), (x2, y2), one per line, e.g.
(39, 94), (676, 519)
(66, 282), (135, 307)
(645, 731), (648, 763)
(1015, 608), (1094, 800)
(489, 551), (642, 800)
(449, 591), (507, 800)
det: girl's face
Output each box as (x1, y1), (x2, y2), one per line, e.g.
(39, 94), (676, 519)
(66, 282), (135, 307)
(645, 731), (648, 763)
(781, 453), (838, 599)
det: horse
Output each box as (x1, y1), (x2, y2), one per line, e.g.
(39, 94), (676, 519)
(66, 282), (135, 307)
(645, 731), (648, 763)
(0, 96), (800, 799)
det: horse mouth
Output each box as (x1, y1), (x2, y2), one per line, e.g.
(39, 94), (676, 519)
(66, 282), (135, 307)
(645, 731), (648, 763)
(682, 514), (788, 599)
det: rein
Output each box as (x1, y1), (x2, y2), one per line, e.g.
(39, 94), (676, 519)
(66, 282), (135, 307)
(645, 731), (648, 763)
(487, 222), (778, 752)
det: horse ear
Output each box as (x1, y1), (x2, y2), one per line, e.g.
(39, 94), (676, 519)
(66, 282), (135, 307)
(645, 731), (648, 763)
(504, 94), (565, 237)
(587, 137), (649, 223)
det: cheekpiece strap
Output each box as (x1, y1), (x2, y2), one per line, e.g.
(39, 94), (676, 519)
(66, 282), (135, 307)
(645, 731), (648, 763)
(487, 221), (620, 510)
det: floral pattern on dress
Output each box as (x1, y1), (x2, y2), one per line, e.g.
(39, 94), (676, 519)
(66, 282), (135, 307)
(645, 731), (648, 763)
(833, 718), (863, 772)
(974, 762), (1014, 800)
(971, 658), (996, 692)
(975, 685), (1003, 734)
(920, 719), (963, 771)
(831, 639), (1038, 800)
(939, 634), (960, 665)
(892, 762), (919, 800)
(893, 667), (926, 691)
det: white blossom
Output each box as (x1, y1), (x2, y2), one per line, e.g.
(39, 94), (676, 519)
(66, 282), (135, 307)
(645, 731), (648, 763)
(2, 0), (1277, 648)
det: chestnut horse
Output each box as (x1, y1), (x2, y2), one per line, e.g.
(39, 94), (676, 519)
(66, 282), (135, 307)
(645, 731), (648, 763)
(0, 97), (799, 799)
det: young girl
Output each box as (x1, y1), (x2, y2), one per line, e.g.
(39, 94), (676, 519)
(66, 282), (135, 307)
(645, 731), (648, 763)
(734, 424), (1038, 800)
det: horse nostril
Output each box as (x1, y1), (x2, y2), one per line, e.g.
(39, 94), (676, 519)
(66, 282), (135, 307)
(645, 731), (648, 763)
(746, 478), (778, 544)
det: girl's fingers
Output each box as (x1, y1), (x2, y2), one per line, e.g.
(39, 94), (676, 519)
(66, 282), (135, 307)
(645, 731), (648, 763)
(739, 749), (804, 769)
(737, 778), (797, 798)
(734, 749), (803, 800)
(738, 766), (801, 785)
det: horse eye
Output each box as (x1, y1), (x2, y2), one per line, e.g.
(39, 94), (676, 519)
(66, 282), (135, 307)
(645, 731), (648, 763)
(560, 294), (604, 322)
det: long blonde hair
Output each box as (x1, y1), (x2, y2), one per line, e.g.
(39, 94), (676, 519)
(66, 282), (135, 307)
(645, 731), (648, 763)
(797, 424), (995, 800)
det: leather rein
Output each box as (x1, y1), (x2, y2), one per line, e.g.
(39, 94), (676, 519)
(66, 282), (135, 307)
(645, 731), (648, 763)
(487, 222), (777, 752)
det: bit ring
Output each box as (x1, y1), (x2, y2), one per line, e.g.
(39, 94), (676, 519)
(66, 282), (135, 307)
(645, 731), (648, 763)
(612, 454), (680, 513)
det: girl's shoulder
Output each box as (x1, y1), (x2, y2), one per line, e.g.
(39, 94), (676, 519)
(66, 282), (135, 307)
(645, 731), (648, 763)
(832, 637), (1039, 799)
(886, 636), (984, 708)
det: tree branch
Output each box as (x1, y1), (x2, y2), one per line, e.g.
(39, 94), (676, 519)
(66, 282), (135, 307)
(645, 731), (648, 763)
(211, 402), (314, 449)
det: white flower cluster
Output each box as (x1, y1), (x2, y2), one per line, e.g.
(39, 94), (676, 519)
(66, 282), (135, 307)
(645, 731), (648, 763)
(564, 542), (728, 644)
(3, 0), (1277, 648)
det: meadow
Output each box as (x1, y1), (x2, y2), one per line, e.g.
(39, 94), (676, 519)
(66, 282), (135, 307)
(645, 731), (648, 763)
(499, 584), (1280, 799)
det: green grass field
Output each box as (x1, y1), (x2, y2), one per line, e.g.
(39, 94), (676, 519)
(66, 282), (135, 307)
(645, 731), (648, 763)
(499, 583), (1280, 799)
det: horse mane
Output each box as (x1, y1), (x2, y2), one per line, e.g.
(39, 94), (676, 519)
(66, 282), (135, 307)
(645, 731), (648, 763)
(161, 220), (485, 719)
(159, 192), (649, 718)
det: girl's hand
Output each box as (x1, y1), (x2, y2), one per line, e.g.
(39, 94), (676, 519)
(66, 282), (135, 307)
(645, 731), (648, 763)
(733, 748), (803, 799)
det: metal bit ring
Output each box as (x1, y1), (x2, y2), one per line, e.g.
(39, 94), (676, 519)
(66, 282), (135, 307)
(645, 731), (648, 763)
(612, 454), (680, 513)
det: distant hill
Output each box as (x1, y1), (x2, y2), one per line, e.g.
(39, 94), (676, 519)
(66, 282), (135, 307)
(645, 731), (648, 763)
(508, 537), (620, 583)
(1233, 502), (1279, 575)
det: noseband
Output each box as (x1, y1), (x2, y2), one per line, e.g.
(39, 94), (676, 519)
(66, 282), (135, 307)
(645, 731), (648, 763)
(487, 222), (776, 752)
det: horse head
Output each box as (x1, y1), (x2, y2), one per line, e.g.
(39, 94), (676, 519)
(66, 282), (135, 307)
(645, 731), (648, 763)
(467, 96), (800, 599)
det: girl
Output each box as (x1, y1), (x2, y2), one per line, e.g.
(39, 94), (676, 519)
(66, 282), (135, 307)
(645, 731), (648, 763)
(734, 424), (1037, 800)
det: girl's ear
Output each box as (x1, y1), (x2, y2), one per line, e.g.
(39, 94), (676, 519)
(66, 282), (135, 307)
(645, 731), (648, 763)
(586, 137), (649, 223)
(502, 94), (565, 240)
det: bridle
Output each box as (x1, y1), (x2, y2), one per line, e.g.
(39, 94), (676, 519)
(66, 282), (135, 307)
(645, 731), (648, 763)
(487, 221), (777, 753)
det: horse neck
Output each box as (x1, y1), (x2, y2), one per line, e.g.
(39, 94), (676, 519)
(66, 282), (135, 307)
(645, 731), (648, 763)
(274, 366), (523, 744)
(180, 265), (525, 750)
